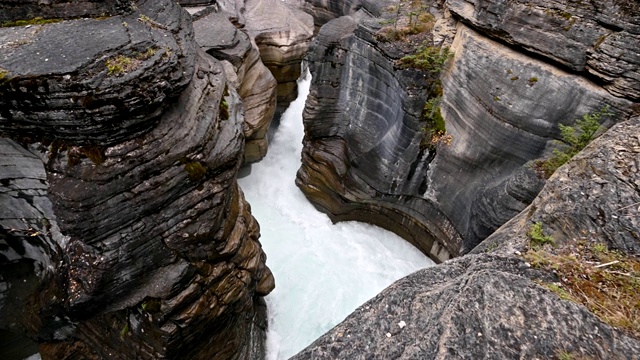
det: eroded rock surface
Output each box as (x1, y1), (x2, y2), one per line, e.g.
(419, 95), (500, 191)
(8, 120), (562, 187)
(475, 116), (640, 256)
(241, 0), (314, 115)
(296, 0), (638, 261)
(292, 118), (640, 359)
(292, 254), (640, 359)
(446, 0), (640, 100)
(0, 1), (274, 359)
(191, 9), (277, 163)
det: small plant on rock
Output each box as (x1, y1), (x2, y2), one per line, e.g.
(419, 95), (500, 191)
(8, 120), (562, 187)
(536, 106), (612, 178)
(528, 221), (554, 248)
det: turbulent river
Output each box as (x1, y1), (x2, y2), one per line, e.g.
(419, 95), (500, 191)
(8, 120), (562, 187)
(238, 70), (435, 359)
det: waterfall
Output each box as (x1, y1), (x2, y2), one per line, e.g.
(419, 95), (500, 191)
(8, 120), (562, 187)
(238, 70), (434, 359)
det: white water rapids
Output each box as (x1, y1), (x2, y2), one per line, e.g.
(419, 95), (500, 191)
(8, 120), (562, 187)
(238, 70), (435, 359)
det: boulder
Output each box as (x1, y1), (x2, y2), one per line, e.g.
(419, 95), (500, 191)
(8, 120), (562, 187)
(292, 254), (640, 359)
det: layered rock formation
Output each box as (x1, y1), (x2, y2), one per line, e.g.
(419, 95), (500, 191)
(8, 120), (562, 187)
(292, 117), (640, 359)
(0, 0), (274, 358)
(295, 0), (638, 262)
(239, 0), (314, 116)
(189, 6), (278, 163)
(185, 0), (314, 162)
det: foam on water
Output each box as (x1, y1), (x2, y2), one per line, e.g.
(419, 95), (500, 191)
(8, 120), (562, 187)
(238, 70), (434, 360)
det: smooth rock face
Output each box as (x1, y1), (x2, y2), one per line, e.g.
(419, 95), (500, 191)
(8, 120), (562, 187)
(297, 13), (462, 262)
(476, 117), (640, 256)
(293, 119), (640, 359)
(0, 1), (274, 358)
(191, 9), (278, 163)
(433, 23), (632, 253)
(0, 0), (196, 146)
(241, 0), (314, 115)
(446, 0), (640, 100)
(292, 254), (640, 359)
(296, 0), (637, 260)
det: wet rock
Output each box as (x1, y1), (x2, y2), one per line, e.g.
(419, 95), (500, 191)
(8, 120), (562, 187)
(191, 9), (277, 163)
(0, 1), (274, 358)
(295, 0), (637, 261)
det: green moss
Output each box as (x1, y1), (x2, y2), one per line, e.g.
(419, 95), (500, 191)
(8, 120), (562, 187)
(545, 283), (573, 301)
(106, 55), (135, 75)
(540, 106), (611, 178)
(106, 48), (157, 76)
(528, 77), (538, 84)
(421, 96), (451, 149)
(528, 222), (554, 248)
(1, 17), (62, 27)
(399, 46), (453, 75)
(184, 161), (207, 181)
(141, 298), (161, 313)
(0, 67), (11, 85)
(510, 76), (519, 81)
(120, 323), (129, 339)
(493, 96), (501, 102)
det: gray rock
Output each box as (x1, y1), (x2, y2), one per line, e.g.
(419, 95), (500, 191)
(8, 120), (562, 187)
(296, 1), (637, 262)
(242, 0), (314, 115)
(0, 0), (136, 23)
(0, 0), (196, 145)
(445, 0), (640, 100)
(292, 254), (640, 359)
(192, 9), (278, 163)
(477, 116), (640, 256)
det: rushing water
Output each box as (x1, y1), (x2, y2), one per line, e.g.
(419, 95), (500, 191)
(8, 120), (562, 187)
(238, 70), (434, 359)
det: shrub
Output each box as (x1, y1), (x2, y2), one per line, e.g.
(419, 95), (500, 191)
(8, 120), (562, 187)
(398, 46), (453, 75)
(528, 222), (554, 248)
(539, 106), (612, 177)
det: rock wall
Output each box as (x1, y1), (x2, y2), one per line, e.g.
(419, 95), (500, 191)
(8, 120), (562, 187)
(0, 0), (274, 358)
(295, 0), (638, 260)
(292, 116), (640, 359)
(189, 6), (278, 163)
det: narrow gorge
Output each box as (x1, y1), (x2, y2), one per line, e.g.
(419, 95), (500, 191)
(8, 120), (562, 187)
(1, 0), (639, 359)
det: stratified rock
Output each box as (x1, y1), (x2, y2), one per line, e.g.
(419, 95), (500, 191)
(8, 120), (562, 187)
(476, 116), (640, 256)
(296, 0), (636, 261)
(293, 116), (640, 359)
(241, 0), (314, 115)
(286, 0), (379, 27)
(433, 23), (633, 253)
(31, 49), (274, 360)
(191, 9), (277, 163)
(0, 138), (63, 359)
(445, 0), (640, 100)
(292, 254), (640, 359)
(0, 0), (274, 359)
(297, 12), (463, 262)
(0, 0), (136, 23)
(0, 0), (196, 145)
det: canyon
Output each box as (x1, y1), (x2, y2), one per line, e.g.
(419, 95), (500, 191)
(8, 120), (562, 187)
(1, 0), (639, 359)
